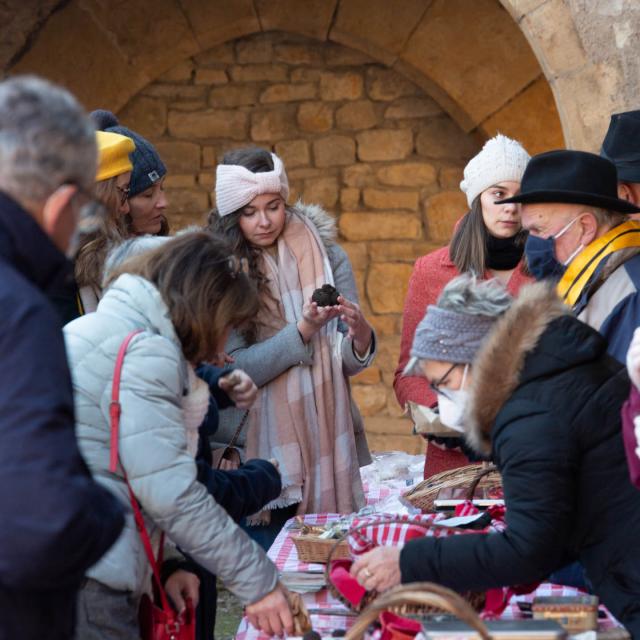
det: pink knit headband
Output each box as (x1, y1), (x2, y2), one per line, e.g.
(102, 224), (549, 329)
(215, 152), (290, 217)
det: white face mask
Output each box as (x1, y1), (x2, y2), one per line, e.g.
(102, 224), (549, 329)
(436, 364), (469, 434)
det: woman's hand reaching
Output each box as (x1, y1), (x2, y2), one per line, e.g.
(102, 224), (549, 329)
(297, 300), (341, 343)
(338, 296), (373, 357)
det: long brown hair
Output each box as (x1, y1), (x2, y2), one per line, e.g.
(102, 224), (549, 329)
(449, 196), (526, 274)
(75, 176), (128, 291)
(207, 146), (281, 343)
(106, 231), (259, 364)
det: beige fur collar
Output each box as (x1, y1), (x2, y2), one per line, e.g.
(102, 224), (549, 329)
(289, 200), (337, 248)
(466, 282), (569, 456)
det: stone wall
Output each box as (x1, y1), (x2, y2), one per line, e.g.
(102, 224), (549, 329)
(117, 31), (483, 454)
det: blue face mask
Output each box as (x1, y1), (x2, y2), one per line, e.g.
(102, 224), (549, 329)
(524, 217), (583, 281)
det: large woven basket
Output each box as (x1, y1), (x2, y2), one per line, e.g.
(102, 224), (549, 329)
(345, 582), (492, 640)
(403, 464), (502, 513)
(325, 517), (486, 614)
(291, 532), (351, 563)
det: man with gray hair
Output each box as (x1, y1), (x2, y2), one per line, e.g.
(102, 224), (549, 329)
(0, 76), (124, 638)
(497, 149), (640, 363)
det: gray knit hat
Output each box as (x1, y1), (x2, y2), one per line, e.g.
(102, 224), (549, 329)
(91, 110), (167, 197)
(403, 275), (512, 375)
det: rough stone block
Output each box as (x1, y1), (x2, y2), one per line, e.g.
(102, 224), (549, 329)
(366, 67), (420, 101)
(374, 335), (402, 372)
(320, 71), (364, 101)
(341, 187), (361, 210)
(260, 82), (317, 104)
(164, 174), (196, 189)
(168, 109), (247, 140)
(363, 188), (419, 211)
(255, 0), (337, 39)
(202, 146), (216, 168)
(369, 240), (437, 262)
(274, 43), (323, 65)
(230, 64), (288, 83)
(275, 139), (310, 168)
(251, 108), (297, 141)
(288, 168), (326, 180)
(178, 0), (259, 52)
(343, 164), (376, 188)
(352, 366), (382, 385)
(313, 136), (356, 167)
(385, 96), (441, 119)
(118, 95), (167, 138)
(478, 76), (564, 155)
(297, 102), (334, 132)
(323, 43), (374, 66)
(416, 118), (479, 160)
(439, 166), (464, 190)
(154, 141), (201, 173)
(164, 187), (209, 220)
(376, 162), (437, 187)
(198, 172), (216, 188)
(291, 68), (322, 83)
(424, 191), (468, 243)
(368, 314), (399, 337)
(366, 263), (413, 313)
(194, 68), (228, 85)
(336, 100), (379, 130)
(352, 384), (388, 416)
(364, 415), (413, 436)
(194, 42), (235, 66)
(160, 60), (194, 83)
(143, 84), (207, 100)
(400, 0), (540, 127)
(356, 129), (414, 161)
(303, 177), (339, 208)
(342, 241), (368, 270)
(236, 37), (273, 64)
(340, 213), (422, 241)
(365, 430), (423, 454)
(209, 84), (260, 108)
(167, 100), (208, 112)
(386, 390), (406, 418)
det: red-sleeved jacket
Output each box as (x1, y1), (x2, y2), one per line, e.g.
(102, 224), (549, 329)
(394, 246), (531, 476)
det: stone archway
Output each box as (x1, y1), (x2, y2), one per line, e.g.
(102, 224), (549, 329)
(9, 0), (564, 154)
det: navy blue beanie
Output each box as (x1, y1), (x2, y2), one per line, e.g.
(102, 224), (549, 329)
(91, 110), (167, 197)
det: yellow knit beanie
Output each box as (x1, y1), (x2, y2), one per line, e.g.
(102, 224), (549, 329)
(95, 131), (135, 182)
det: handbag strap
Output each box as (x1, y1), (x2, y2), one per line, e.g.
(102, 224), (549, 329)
(109, 330), (174, 617)
(227, 409), (249, 449)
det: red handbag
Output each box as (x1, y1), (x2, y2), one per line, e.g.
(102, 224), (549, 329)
(110, 330), (196, 640)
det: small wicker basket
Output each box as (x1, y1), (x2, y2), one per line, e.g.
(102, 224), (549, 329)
(291, 533), (351, 564)
(403, 464), (502, 513)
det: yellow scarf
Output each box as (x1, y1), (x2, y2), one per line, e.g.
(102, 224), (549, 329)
(557, 220), (640, 308)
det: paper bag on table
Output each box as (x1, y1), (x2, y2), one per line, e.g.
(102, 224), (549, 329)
(405, 401), (461, 438)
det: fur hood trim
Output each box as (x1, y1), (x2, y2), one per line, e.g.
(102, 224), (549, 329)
(466, 282), (569, 456)
(289, 200), (337, 247)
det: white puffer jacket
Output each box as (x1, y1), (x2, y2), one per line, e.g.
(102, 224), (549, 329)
(63, 274), (278, 603)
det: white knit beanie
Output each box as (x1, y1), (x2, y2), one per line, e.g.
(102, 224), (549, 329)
(459, 134), (530, 207)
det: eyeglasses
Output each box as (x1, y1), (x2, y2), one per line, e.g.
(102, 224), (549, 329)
(116, 185), (130, 206)
(428, 363), (459, 401)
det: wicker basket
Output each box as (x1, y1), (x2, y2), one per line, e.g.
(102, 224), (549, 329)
(403, 464), (502, 513)
(291, 532), (351, 563)
(325, 517), (485, 614)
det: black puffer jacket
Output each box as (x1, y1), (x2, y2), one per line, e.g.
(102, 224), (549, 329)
(400, 283), (640, 637)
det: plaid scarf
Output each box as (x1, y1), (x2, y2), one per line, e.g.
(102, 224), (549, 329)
(246, 211), (364, 515)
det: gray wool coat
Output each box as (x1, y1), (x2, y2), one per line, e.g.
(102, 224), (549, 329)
(64, 274), (278, 605)
(216, 203), (375, 467)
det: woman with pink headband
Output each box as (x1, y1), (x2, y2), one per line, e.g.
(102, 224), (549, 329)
(209, 147), (376, 548)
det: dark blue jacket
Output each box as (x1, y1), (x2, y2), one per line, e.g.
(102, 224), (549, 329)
(0, 193), (124, 639)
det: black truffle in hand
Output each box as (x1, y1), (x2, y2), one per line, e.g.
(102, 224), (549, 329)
(303, 632), (321, 640)
(312, 284), (340, 307)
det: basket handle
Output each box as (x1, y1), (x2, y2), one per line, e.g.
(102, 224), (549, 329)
(344, 582), (491, 640)
(465, 464), (499, 501)
(324, 516), (470, 596)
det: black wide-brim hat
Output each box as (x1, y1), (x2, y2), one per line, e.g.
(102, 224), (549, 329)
(496, 149), (640, 214)
(601, 110), (640, 183)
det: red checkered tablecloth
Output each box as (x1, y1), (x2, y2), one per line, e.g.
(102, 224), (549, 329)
(236, 470), (624, 638)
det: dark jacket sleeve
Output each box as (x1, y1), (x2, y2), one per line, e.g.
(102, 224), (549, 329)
(196, 363), (234, 410)
(400, 409), (576, 590)
(196, 458), (282, 523)
(0, 297), (124, 589)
